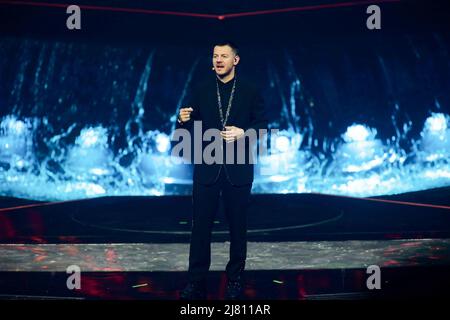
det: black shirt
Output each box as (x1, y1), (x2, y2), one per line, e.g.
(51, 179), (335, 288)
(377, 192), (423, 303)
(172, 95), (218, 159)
(217, 77), (235, 123)
(174, 74), (268, 185)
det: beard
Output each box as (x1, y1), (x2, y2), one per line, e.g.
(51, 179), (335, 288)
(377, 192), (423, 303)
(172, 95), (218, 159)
(215, 66), (233, 78)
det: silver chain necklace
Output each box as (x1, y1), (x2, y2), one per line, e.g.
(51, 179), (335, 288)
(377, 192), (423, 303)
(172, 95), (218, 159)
(216, 75), (237, 130)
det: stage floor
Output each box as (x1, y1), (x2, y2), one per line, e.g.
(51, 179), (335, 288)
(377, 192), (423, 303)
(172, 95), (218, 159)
(1, 188), (450, 299)
(1, 239), (450, 299)
(1, 239), (450, 272)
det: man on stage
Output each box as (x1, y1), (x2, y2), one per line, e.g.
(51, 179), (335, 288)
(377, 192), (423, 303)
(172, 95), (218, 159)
(175, 41), (268, 300)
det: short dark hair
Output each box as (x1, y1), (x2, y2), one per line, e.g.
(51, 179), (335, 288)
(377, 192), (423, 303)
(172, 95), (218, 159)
(213, 41), (239, 55)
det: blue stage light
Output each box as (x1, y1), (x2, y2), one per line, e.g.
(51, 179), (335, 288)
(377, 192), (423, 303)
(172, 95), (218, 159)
(155, 133), (170, 153)
(0, 115), (33, 169)
(274, 135), (290, 153)
(419, 113), (450, 162)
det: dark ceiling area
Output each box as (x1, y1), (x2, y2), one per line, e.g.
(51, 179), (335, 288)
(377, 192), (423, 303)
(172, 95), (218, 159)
(0, 0), (449, 46)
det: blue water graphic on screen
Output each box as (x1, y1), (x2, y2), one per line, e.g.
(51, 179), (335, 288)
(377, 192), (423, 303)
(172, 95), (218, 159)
(0, 36), (449, 201)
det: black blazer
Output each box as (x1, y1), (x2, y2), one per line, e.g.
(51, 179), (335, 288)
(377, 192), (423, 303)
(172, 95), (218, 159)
(174, 75), (268, 186)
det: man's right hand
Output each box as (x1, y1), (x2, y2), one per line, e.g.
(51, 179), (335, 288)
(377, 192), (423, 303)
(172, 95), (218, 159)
(178, 107), (194, 123)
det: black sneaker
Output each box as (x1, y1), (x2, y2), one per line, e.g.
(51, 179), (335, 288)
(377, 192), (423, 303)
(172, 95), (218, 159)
(225, 280), (244, 300)
(179, 282), (207, 300)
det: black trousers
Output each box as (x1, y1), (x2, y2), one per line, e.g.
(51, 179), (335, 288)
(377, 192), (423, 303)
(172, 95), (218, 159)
(188, 165), (252, 283)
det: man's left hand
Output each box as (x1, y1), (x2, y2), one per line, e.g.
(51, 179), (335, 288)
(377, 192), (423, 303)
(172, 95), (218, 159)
(220, 126), (245, 143)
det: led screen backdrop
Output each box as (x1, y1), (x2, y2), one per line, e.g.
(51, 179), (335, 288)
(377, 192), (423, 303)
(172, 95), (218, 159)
(0, 0), (449, 200)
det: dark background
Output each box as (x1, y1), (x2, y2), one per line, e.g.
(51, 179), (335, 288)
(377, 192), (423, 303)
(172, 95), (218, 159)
(0, 0), (449, 157)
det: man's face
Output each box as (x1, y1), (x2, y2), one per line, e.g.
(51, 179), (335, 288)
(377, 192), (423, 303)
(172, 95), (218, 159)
(212, 45), (239, 77)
